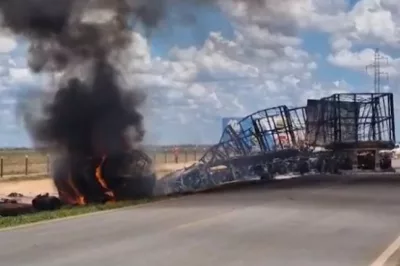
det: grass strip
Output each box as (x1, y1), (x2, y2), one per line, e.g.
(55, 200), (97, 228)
(0, 198), (154, 229)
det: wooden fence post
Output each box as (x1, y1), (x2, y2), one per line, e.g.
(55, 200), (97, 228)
(46, 154), (50, 174)
(25, 155), (28, 176)
(185, 148), (188, 162)
(0, 157), (3, 178)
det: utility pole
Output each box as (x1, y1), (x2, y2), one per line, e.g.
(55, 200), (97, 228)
(365, 48), (389, 141)
(366, 48), (389, 93)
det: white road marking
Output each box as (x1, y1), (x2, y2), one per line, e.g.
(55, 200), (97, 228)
(370, 234), (400, 266)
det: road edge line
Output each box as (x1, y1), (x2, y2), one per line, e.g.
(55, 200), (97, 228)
(370, 234), (400, 266)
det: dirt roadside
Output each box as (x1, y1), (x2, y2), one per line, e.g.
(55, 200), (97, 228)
(0, 161), (196, 197)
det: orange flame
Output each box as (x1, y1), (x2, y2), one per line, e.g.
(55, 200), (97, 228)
(65, 175), (86, 205)
(95, 155), (115, 201)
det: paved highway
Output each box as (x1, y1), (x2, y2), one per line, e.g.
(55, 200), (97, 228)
(1, 175), (400, 266)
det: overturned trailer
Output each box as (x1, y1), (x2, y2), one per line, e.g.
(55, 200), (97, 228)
(161, 93), (396, 195)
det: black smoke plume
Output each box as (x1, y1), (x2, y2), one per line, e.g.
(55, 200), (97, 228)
(0, 0), (165, 150)
(0, 0), (168, 203)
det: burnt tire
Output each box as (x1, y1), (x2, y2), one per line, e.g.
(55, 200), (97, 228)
(32, 194), (62, 211)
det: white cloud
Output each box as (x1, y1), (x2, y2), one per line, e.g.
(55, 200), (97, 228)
(9, 68), (34, 84)
(325, 0), (400, 76)
(331, 37), (353, 52)
(0, 0), (373, 146)
(188, 83), (206, 97)
(121, 22), (349, 144)
(0, 34), (17, 53)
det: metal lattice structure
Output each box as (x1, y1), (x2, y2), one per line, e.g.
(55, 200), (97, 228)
(202, 105), (304, 164)
(159, 93), (396, 195)
(306, 93), (395, 149)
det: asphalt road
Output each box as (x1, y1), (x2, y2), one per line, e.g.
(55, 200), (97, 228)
(1, 175), (400, 266)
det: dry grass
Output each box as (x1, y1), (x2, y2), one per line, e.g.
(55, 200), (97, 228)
(0, 148), (206, 178)
(0, 149), (49, 176)
(0, 157), (198, 198)
(0, 147), (201, 196)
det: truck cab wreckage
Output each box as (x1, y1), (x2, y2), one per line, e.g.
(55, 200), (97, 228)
(160, 93), (397, 195)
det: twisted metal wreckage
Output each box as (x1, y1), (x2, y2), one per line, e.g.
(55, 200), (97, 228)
(160, 93), (397, 195)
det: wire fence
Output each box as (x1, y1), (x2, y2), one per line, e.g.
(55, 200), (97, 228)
(0, 147), (209, 178)
(147, 147), (208, 165)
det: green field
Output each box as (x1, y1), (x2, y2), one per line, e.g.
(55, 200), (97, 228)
(0, 147), (208, 178)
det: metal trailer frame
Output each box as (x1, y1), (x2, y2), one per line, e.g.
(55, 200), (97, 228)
(306, 93), (395, 150)
(162, 93), (396, 194)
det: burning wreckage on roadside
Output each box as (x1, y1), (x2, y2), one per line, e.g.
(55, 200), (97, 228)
(0, 1), (397, 216)
(1, 96), (397, 216)
(0, 0), (160, 215)
(2, 92), (396, 215)
(52, 150), (156, 205)
(0, 150), (156, 216)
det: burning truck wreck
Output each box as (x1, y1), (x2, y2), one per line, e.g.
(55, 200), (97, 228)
(0, 0), (163, 209)
(52, 150), (155, 205)
(161, 92), (397, 195)
(36, 63), (157, 205)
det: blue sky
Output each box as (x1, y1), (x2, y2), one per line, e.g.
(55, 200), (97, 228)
(0, 0), (400, 147)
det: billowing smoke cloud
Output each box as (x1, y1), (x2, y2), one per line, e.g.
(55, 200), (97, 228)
(0, 0), (170, 202)
(0, 0), (162, 156)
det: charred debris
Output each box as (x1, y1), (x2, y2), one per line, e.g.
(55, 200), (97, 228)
(0, 94), (397, 215)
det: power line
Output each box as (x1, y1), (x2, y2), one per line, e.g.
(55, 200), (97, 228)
(366, 48), (389, 93)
